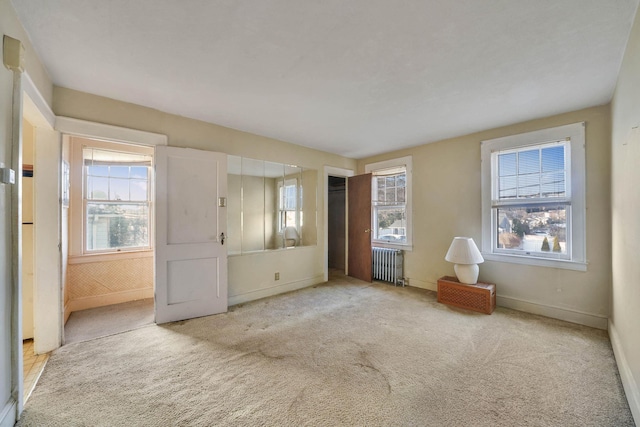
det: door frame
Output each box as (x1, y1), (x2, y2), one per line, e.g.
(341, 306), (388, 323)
(55, 117), (168, 339)
(323, 166), (354, 281)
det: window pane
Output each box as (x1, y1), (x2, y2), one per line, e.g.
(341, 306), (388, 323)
(109, 178), (130, 201)
(498, 153), (516, 177)
(385, 187), (395, 202)
(496, 205), (567, 255)
(499, 176), (517, 199)
(385, 176), (395, 188)
(375, 206), (407, 243)
(130, 179), (148, 201)
(87, 176), (109, 200)
(130, 166), (148, 179)
(542, 146), (565, 172)
(517, 173), (540, 198)
(86, 203), (149, 251)
(518, 150), (539, 175)
(397, 187), (405, 202)
(110, 166), (129, 178)
(377, 188), (385, 201)
(396, 174), (406, 188)
(87, 165), (109, 177)
(541, 172), (565, 197)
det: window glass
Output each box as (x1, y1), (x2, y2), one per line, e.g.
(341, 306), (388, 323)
(481, 123), (585, 269)
(83, 147), (152, 252)
(372, 168), (408, 244)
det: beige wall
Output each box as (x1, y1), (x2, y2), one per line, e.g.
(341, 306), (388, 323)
(53, 86), (356, 304)
(610, 3), (640, 421)
(358, 105), (612, 328)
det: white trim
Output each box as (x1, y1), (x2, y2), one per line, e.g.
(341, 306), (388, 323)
(609, 320), (640, 425)
(406, 277), (437, 291)
(68, 250), (153, 264)
(229, 274), (324, 306)
(365, 155), (413, 249)
(56, 117), (168, 146)
(0, 399), (17, 427)
(323, 166), (354, 281)
(481, 122), (586, 270)
(22, 72), (55, 128)
(482, 253), (587, 271)
(497, 294), (607, 329)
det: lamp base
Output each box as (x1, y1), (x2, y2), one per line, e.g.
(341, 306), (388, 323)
(454, 264), (479, 284)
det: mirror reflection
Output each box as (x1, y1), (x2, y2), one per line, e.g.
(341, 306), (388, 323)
(227, 156), (317, 255)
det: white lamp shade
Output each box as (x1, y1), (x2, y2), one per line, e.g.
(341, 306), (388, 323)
(445, 237), (484, 265)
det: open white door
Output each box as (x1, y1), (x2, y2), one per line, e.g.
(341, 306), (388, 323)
(155, 146), (228, 324)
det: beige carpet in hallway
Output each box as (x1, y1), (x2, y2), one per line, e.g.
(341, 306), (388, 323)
(18, 274), (634, 426)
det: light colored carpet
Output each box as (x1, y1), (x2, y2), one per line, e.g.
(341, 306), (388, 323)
(19, 274), (634, 426)
(64, 298), (154, 344)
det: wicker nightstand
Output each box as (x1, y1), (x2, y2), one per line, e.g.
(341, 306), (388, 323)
(437, 276), (496, 314)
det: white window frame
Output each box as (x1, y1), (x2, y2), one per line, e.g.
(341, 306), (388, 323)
(82, 146), (153, 254)
(277, 177), (301, 232)
(366, 156), (413, 250)
(481, 122), (586, 271)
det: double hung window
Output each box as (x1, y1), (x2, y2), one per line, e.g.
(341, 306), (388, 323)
(83, 147), (152, 253)
(481, 123), (586, 270)
(366, 156), (412, 248)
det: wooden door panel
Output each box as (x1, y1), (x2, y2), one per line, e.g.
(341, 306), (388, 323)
(348, 173), (372, 282)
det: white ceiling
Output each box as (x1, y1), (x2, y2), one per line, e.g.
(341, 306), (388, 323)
(11, 0), (639, 158)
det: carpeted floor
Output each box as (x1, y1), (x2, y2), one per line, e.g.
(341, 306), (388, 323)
(18, 273), (634, 426)
(64, 298), (154, 344)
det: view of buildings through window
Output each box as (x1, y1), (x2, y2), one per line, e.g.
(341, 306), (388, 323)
(495, 142), (569, 256)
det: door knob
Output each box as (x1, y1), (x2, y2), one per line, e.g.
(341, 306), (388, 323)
(365, 229), (371, 233)
(220, 232), (225, 245)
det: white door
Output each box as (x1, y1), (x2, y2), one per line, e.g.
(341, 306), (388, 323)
(155, 146), (228, 324)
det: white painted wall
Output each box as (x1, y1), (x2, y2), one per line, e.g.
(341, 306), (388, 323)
(610, 4), (640, 423)
(0, 1), (53, 424)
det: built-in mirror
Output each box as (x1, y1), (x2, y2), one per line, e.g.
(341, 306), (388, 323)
(227, 155), (317, 255)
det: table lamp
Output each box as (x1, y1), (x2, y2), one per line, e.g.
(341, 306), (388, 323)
(445, 237), (484, 284)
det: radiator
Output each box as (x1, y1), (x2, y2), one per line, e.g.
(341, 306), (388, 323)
(372, 247), (404, 286)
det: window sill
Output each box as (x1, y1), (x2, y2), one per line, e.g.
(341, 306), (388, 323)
(69, 250), (153, 265)
(481, 252), (587, 271)
(372, 242), (413, 252)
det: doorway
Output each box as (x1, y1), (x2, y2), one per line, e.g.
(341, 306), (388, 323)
(328, 176), (346, 274)
(324, 166), (354, 280)
(63, 135), (155, 343)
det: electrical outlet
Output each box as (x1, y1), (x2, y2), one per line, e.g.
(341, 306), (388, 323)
(275, 272), (280, 281)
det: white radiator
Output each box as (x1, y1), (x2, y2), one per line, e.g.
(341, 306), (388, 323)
(372, 247), (404, 286)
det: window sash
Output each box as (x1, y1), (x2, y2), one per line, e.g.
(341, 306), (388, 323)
(84, 200), (151, 253)
(491, 202), (571, 260)
(481, 122), (585, 268)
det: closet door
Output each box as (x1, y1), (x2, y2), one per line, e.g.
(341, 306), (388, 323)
(348, 173), (372, 282)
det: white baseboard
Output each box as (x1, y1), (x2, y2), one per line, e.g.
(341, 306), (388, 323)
(406, 278), (607, 329)
(406, 278), (437, 291)
(0, 398), (17, 427)
(229, 274), (324, 306)
(497, 295), (608, 329)
(609, 320), (640, 425)
(67, 288), (154, 314)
